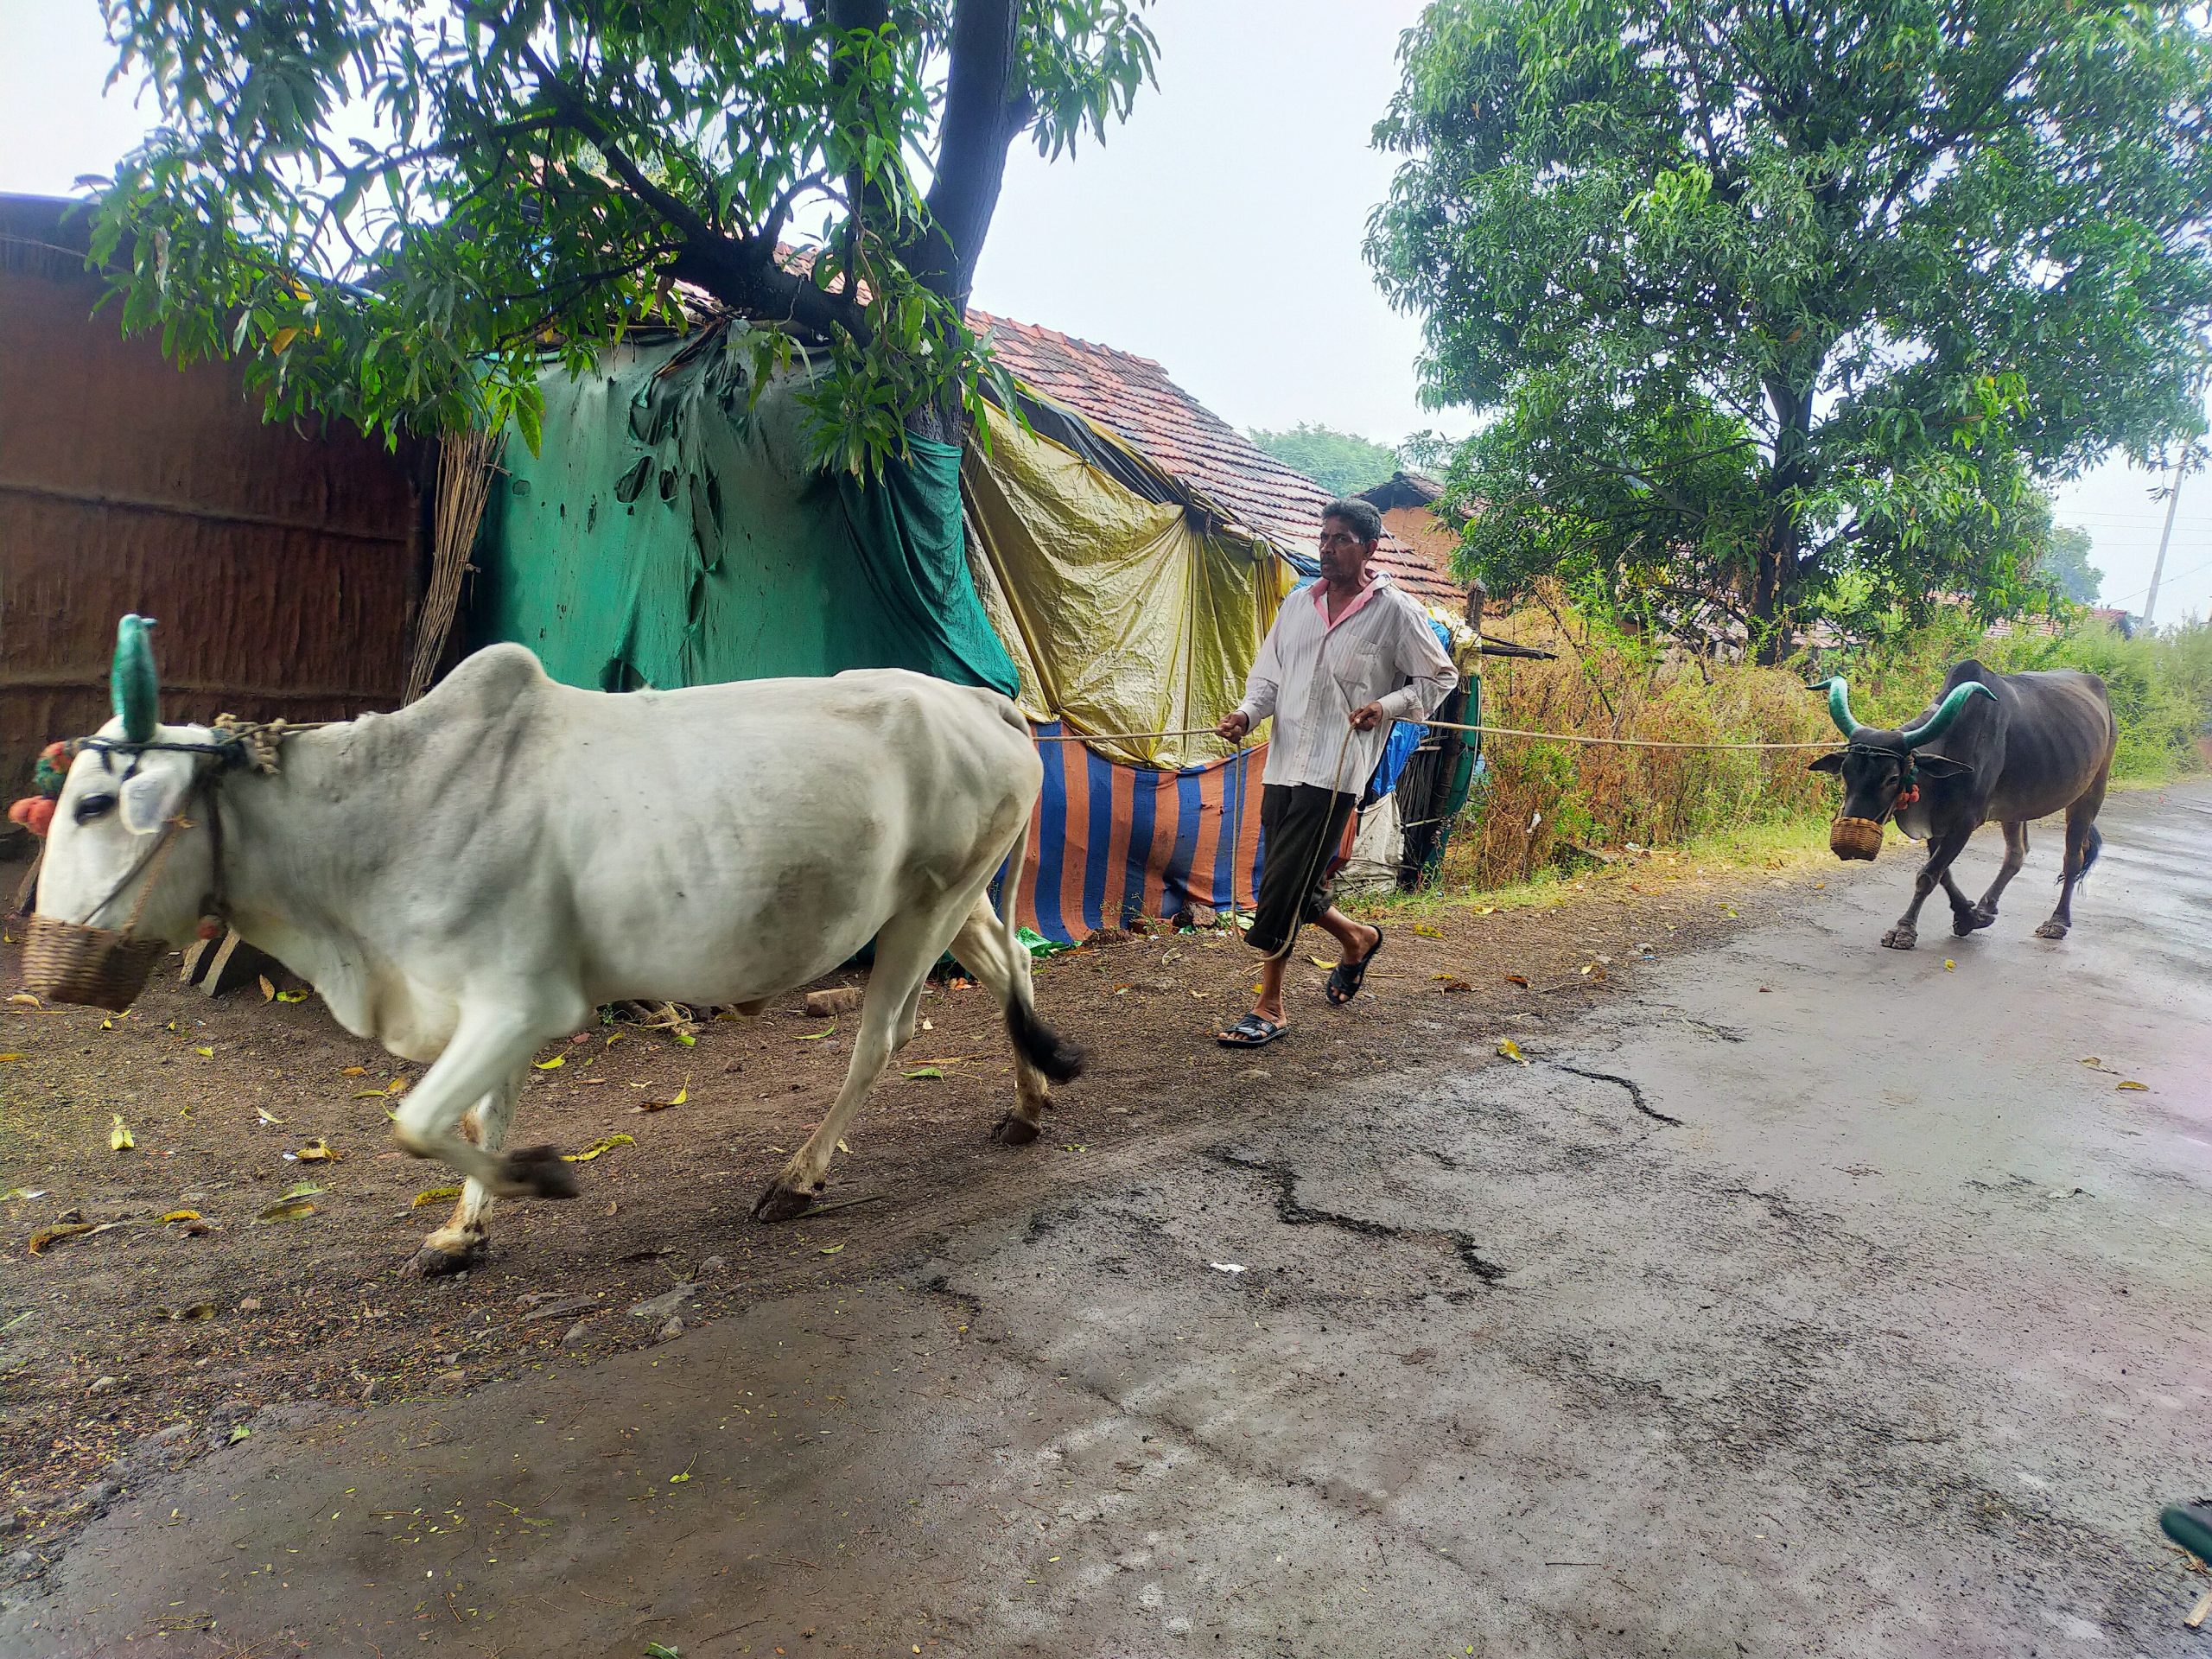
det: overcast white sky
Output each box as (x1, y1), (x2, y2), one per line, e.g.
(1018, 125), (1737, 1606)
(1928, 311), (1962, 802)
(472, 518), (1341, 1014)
(3, 0), (2205, 620)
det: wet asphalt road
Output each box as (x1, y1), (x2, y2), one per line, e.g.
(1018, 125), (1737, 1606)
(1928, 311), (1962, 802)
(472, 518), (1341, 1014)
(7, 783), (2210, 1658)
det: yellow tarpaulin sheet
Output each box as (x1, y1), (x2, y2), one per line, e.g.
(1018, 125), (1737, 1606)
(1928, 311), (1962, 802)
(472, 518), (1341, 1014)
(962, 401), (1298, 770)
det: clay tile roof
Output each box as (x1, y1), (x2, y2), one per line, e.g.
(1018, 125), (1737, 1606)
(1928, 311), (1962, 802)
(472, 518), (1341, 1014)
(970, 309), (1463, 607)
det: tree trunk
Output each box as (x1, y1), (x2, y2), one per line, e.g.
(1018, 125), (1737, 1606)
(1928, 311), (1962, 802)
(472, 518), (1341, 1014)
(905, 0), (1028, 442)
(1754, 377), (1815, 666)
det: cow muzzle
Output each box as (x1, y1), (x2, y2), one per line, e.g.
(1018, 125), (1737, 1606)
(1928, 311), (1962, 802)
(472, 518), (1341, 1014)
(1829, 816), (1884, 861)
(20, 914), (167, 1010)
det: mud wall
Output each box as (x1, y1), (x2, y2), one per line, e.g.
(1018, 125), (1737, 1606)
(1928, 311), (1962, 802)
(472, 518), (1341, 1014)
(0, 196), (421, 786)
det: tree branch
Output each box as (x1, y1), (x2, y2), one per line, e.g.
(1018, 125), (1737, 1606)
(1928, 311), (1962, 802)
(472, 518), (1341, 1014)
(520, 42), (867, 341)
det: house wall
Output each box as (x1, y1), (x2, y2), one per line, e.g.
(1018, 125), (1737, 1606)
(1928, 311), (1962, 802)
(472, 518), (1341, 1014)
(1380, 504), (1466, 596)
(0, 197), (421, 786)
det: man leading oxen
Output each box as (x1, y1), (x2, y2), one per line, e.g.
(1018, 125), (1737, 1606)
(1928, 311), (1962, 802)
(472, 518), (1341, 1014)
(27, 617), (1083, 1271)
(1808, 659), (2117, 950)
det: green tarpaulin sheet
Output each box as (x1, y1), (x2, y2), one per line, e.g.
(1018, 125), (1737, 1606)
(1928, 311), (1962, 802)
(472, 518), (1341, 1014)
(474, 329), (1018, 697)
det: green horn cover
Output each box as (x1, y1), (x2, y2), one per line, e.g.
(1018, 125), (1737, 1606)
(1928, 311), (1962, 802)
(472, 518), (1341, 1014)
(111, 614), (159, 743)
(1900, 680), (1996, 749)
(1810, 677), (1860, 739)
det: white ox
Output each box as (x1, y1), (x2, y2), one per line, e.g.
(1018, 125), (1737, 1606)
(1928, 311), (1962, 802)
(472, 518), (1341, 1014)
(34, 644), (1082, 1271)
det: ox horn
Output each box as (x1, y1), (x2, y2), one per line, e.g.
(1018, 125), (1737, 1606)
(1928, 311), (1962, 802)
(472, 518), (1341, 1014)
(1808, 677), (1861, 740)
(1898, 680), (1995, 749)
(111, 614), (160, 743)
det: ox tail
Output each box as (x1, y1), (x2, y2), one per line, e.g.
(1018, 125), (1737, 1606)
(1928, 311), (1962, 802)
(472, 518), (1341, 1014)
(997, 792), (1086, 1084)
(2066, 824), (2103, 886)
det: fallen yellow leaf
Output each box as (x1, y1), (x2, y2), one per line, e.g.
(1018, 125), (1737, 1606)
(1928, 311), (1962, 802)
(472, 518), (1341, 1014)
(797, 1025), (836, 1041)
(635, 1083), (688, 1113)
(819, 1243), (845, 1255)
(161, 1209), (201, 1224)
(1496, 1038), (1529, 1065)
(254, 1198), (317, 1224)
(1413, 924), (1445, 939)
(258, 975), (276, 1003)
(194, 1046), (214, 1058)
(411, 1185), (462, 1208)
(256, 1108), (285, 1126)
(110, 1114), (135, 1152)
(0, 1052), (22, 1063)
(1942, 959), (1955, 971)
(7, 992), (41, 1007)
(276, 989), (309, 1003)
(294, 1138), (341, 1163)
(563, 1133), (635, 1163)
(341, 1065), (366, 1076)
(27, 1222), (96, 1254)
(2116, 1080), (2150, 1091)
(533, 1055), (565, 1071)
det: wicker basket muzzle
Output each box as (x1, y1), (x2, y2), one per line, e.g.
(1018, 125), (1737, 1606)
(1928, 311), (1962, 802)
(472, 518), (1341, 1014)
(21, 914), (168, 1011)
(1829, 816), (1885, 861)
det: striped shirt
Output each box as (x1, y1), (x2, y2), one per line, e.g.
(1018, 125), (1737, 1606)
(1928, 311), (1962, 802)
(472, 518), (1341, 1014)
(1235, 574), (1459, 794)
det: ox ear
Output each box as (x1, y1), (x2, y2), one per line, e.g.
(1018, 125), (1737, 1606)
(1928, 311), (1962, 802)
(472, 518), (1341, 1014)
(118, 767), (193, 836)
(1807, 750), (1845, 774)
(1911, 753), (1974, 779)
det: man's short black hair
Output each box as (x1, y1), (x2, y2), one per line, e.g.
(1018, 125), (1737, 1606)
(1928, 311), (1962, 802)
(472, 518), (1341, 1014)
(1321, 498), (1384, 545)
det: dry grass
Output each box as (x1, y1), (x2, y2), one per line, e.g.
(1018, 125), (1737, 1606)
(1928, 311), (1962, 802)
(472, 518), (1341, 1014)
(1446, 585), (1835, 887)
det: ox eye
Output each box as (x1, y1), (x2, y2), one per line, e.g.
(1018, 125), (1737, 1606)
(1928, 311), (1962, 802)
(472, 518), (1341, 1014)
(74, 792), (117, 824)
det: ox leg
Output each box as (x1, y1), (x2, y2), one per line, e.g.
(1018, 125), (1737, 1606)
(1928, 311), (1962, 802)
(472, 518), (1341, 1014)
(2038, 772), (2109, 940)
(413, 1070), (526, 1278)
(1957, 821), (2029, 934)
(391, 1002), (587, 1203)
(752, 917), (949, 1223)
(1883, 829), (1970, 950)
(947, 897), (1053, 1147)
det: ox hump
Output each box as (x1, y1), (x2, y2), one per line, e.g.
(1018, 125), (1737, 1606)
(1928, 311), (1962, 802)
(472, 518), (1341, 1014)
(415, 644), (556, 720)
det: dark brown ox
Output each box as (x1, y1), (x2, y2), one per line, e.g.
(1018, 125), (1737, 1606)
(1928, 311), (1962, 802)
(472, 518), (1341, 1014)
(1808, 661), (2117, 950)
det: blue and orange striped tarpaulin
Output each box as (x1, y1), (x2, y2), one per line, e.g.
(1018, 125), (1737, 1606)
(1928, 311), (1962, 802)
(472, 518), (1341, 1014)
(1003, 721), (1268, 943)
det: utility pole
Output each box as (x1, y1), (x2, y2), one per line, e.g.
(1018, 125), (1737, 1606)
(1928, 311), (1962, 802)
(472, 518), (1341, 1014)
(2143, 456), (2186, 627)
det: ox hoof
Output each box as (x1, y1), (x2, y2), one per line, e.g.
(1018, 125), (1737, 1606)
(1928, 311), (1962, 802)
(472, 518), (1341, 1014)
(406, 1244), (480, 1279)
(2034, 920), (2069, 941)
(990, 1114), (1042, 1147)
(751, 1182), (818, 1224)
(501, 1144), (579, 1201)
(1879, 927), (1918, 951)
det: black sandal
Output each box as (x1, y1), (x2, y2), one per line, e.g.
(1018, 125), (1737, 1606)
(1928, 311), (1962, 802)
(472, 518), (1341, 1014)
(1217, 1012), (1287, 1048)
(1325, 926), (1384, 1006)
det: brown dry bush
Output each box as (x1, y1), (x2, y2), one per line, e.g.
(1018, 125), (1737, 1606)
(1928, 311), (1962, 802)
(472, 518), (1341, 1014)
(1444, 585), (1834, 888)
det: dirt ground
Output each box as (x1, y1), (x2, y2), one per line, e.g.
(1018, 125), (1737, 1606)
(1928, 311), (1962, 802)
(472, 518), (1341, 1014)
(0, 844), (1785, 1571)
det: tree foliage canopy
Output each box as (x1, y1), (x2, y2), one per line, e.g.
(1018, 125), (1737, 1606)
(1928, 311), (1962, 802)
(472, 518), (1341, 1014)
(1369, 0), (2212, 652)
(2036, 523), (2104, 607)
(92, 0), (1156, 470)
(1247, 423), (1402, 496)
